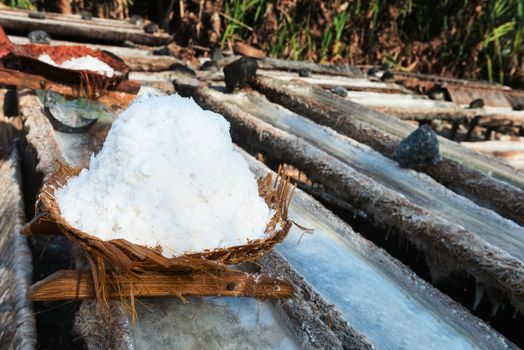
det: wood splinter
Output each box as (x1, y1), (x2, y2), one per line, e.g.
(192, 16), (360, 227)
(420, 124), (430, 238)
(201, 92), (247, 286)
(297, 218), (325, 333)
(28, 270), (293, 301)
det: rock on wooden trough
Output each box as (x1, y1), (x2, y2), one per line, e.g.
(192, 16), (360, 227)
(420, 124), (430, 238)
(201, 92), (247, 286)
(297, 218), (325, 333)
(0, 121), (36, 348)
(252, 76), (524, 227)
(174, 80), (524, 315)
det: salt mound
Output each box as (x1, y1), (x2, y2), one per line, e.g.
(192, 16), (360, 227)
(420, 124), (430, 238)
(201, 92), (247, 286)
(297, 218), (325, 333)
(38, 53), (116, 77)
(55, 94), (271, 257)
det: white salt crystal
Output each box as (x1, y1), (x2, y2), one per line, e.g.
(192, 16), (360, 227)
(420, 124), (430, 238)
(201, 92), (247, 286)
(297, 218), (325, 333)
(56, 94), (272, 257)
(38, 53), (116, 77)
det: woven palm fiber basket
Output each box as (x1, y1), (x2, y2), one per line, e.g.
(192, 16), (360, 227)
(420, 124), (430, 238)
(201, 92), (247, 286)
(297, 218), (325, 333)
(36, 161), (293, 308)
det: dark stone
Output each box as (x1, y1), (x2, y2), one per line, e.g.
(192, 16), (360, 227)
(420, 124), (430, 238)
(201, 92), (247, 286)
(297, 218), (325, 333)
(395, 79), (406, 85)
(201, 60), (218, 72)
(427, 86), (447, 101)
(381, 70), (395, 81)
(130, 15), (144, 26)
(367, 67), (379, 77)
(28, 30), (50, 44)
(298, 68), (311, 77)
(223, 57), (258, 91)
(81, 11), (92, 20)
(512, 103), (524, 111)
(380, 63), (390, 71)
(28, 12), (45, 19)
(144, 23), (158, 34)
(170, 63), (196, 76)
(469, 98), (485, 109)
(395, 124), (441, 168)
(3, 89), (18, 116)
(330, 85), (348, 98)
(211, 46), (223, 62)
(153, 46), (170, 56)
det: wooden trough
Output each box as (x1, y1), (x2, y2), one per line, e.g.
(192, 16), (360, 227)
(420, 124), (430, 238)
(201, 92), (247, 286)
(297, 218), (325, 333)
(0, 116), (35, 349)
(0, 9), (170, 46)
(14, 75), (522, 349)
(175, 80), (524, 315)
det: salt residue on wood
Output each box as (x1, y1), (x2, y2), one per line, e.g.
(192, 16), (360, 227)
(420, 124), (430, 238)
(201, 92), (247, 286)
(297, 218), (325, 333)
(55, 94), (271, 257)
(38, 53), (116, 77)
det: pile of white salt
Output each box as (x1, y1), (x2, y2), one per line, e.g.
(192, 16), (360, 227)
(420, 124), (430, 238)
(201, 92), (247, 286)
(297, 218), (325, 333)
(38, 53), (116, 77)
(55, 94), (272, 257)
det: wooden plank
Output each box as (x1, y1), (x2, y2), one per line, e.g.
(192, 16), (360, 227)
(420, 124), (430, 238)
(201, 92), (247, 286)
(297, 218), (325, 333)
(257, 69), (410, 93)
(2, 9), (139, 30)
(341, 91), (524, 126)
(174, 81), (524, 314)
(461, 140), (524, 168)
(0, 10), (170, 46)
(122, 55), (181, 72)
(462, 140), (524, 155)
(446, 85), (512, 108)
(258, 57), (363, 77)
(28, 270), (293, 301)
(0, 131), (36, 348)
(252, 76), (524, 226)
(393, 70), (512, 91)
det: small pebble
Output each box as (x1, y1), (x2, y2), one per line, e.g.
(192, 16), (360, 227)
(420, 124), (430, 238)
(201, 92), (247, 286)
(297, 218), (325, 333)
(28, 30), (50, 44)
(130, 15), (144, 26)
(381, 70), (395, 81)
(367, 67), (379, 77)
(153, 46), (170, 56)
(170, 63), (196, 76)
(144, 23), (158, 34)
(395, 124), (441, 168)
(28, 12), (45, 19)
(298, 68), (311, 77)
(201, 60), (218, 72)
(513, 103), (524, 111)
(330, 85), (348, 98)
(427, 86), (447, 101)
(223, 57), (257, 91)
(211, 46), (223, 62)
(469, 98), (485, 109)
(81, 11), (92, 20)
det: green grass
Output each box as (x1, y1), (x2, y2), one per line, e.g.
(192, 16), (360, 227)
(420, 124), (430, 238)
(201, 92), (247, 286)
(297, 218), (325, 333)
(218, 0), (524, 85)
(3, 0), (33, 10)
(4, 0), (524, 86)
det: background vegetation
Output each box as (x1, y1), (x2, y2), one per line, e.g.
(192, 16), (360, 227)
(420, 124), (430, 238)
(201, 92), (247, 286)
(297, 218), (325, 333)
(3, 0), (524, 87)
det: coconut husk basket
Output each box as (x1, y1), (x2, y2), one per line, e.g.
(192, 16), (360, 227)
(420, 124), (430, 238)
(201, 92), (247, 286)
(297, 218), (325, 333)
(9, 45), (129, 98)
(0, 27), (131, 98)
(34, 161), (294, 310)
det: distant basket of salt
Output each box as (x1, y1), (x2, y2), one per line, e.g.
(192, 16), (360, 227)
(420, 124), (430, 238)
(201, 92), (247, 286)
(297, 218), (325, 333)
(30, 94), (294, 309)
(0, 26), (133, 97)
